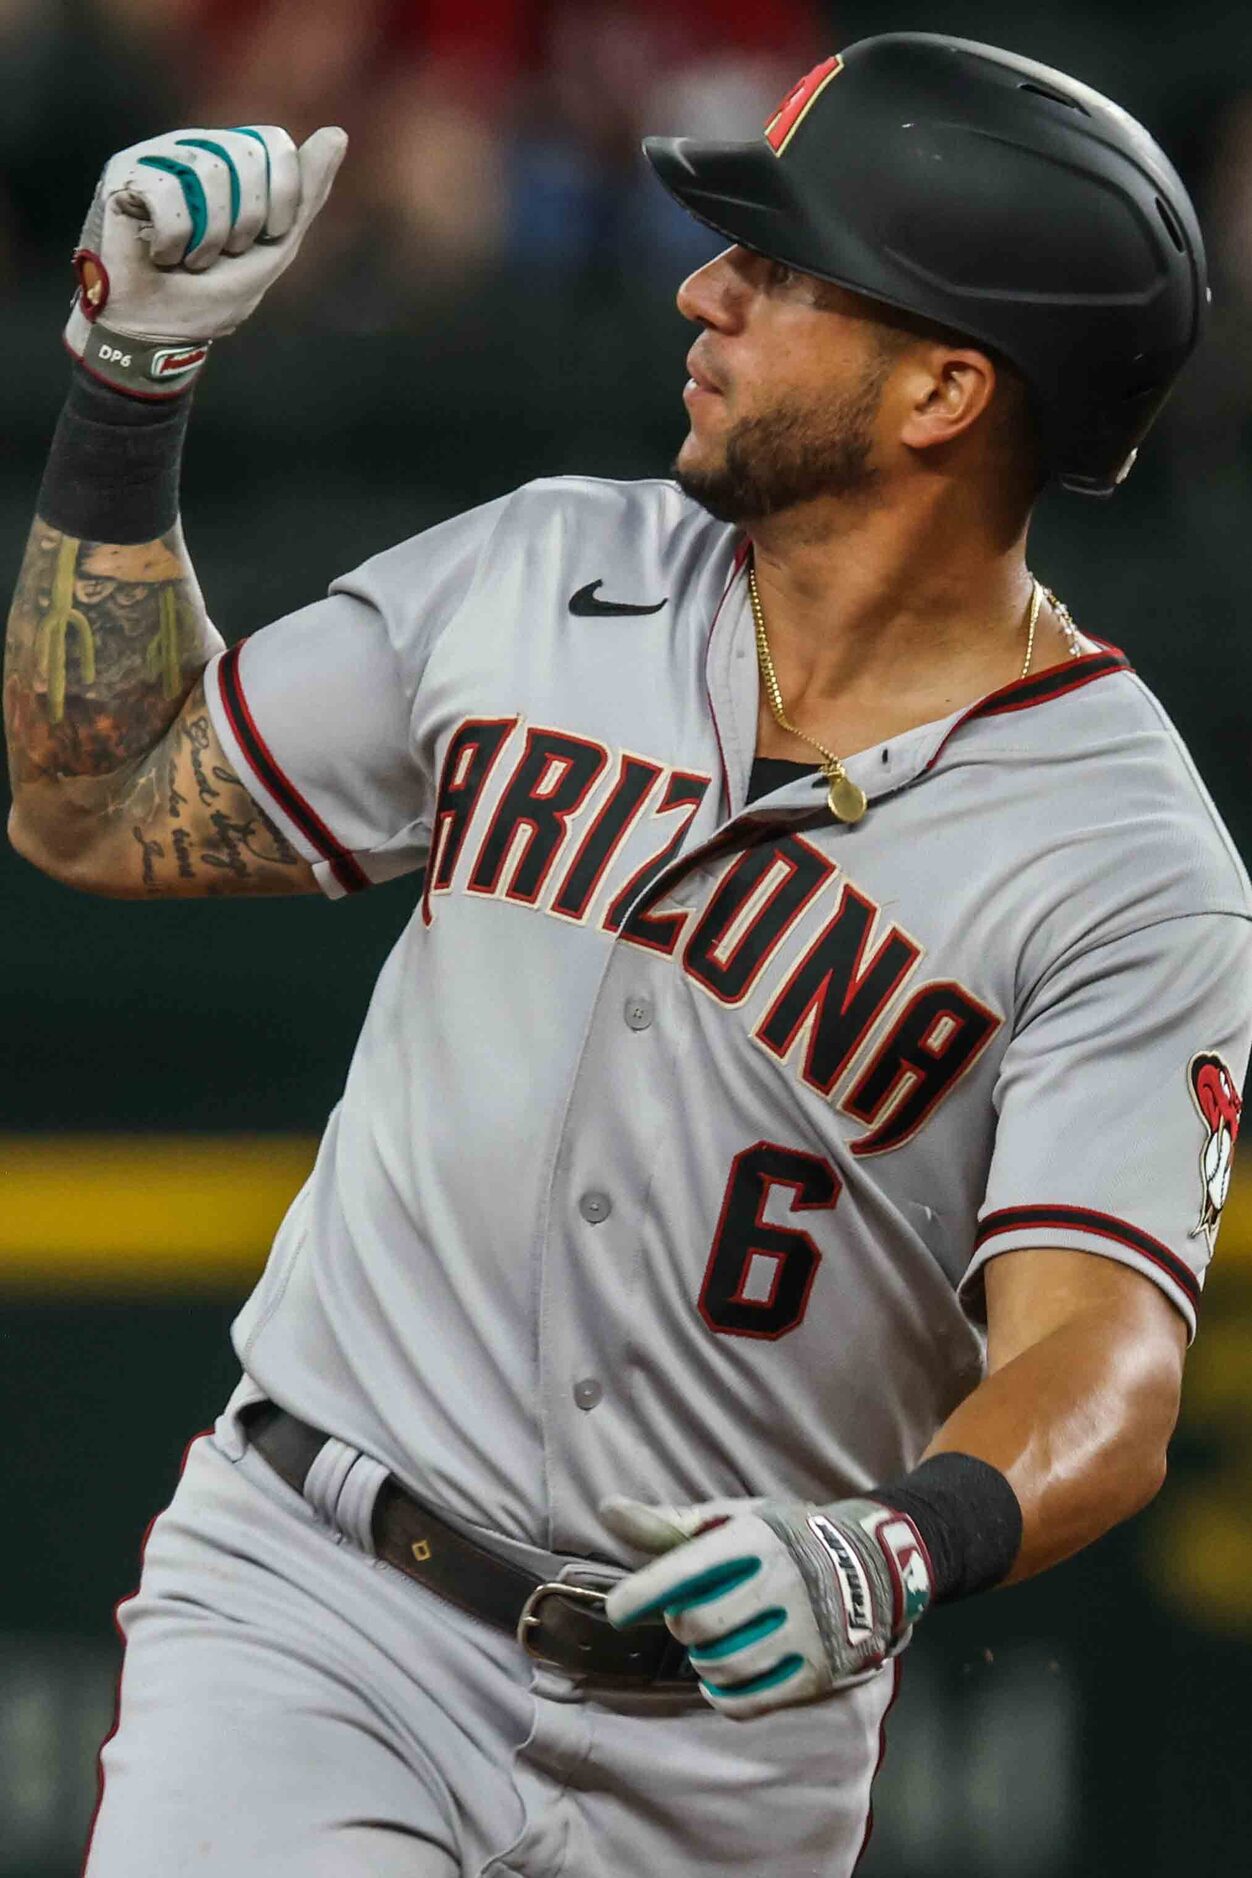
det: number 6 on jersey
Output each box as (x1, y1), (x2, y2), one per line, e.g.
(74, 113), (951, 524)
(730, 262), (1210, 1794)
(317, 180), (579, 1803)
(698, 1142), (841, 1339)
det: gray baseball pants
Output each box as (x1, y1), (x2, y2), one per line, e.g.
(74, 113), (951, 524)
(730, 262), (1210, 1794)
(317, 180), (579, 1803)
(83, 1405), (895, 1876)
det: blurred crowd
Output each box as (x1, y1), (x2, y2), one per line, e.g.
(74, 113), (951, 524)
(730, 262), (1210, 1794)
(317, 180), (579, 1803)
(0, 0), (820, 319)
(1, 0), (1251, 480)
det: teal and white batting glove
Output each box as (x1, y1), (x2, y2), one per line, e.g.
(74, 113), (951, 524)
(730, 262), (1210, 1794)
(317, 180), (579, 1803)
(65, 124), (347, 399)
(602, 1494), (932, 1720)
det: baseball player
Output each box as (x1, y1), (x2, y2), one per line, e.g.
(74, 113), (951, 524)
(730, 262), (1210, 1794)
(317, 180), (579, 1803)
(6, 33), (1250, 1878)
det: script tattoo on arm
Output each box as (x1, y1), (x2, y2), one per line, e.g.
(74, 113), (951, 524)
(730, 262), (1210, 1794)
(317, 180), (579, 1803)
(4, 519), (315, 896)
(107, 682), (309, 897)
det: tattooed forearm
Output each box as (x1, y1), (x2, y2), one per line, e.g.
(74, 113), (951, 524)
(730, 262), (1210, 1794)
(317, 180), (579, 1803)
(4, 517), (222, 793)
(6, 517), (317, 897)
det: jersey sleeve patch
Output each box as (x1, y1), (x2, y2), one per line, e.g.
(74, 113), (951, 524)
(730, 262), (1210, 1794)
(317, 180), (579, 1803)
(206, 644), (370, 898)
(1188, 1051), (1243, 1252)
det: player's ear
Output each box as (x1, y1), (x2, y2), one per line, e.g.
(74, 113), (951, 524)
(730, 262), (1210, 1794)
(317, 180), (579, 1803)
(897, 346), (997, 454)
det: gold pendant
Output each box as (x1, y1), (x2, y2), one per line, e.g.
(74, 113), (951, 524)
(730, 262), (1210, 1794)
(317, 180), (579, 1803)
(827, 771), (868, 824)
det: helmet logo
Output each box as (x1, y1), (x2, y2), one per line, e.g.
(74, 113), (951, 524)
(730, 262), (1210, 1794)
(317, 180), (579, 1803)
(764, 54), (844, 157)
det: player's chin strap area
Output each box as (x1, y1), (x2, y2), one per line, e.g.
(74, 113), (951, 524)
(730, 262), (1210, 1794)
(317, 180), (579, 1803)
(242, 1404), (696, 1689)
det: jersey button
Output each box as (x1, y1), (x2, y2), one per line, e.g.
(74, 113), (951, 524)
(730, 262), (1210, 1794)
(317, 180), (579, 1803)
(574, 1379), (603, 1411)
(579, 1191), (612, 1224)
(624, 997), (653, 1032)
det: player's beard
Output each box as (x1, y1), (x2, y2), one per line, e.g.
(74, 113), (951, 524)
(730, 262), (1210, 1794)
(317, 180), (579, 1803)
(675, 355), (890, 524)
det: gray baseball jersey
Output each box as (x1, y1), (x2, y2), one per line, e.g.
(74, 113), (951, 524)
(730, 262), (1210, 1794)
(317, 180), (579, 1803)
(204, 474), (1252, 1569)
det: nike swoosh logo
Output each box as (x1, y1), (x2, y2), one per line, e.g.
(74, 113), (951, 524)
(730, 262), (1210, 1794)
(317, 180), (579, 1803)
(569, 580), (668, 618)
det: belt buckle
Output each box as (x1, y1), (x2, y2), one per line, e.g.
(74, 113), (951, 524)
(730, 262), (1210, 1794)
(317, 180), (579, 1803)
(516, 1580), (610, 1664)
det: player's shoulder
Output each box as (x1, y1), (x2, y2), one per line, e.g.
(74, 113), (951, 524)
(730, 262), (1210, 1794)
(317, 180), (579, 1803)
(335, 475), (730, 599)
(504, 471), (711, 522)
(495, 473), (733, 564)
(1080, 662), (1251, 918)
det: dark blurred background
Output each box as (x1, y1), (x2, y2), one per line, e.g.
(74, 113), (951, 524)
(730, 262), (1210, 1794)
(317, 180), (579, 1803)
(2, 2), (1251, 1873)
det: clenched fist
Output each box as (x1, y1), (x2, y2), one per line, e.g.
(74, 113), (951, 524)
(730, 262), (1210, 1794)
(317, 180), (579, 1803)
(65, 125), (347, 398)
(602, 1492), (931, 1720)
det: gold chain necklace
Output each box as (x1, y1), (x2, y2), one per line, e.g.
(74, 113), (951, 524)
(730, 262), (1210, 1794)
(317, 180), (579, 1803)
(747, 562), (1080, 825)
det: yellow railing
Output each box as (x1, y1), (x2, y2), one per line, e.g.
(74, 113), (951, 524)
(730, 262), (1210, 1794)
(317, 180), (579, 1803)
(1, 1133), (1250, 1283)
(0, 1134), (317, 1286)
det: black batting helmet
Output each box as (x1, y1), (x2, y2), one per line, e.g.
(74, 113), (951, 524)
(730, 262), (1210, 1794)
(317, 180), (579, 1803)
(644, 33), (1208, 495)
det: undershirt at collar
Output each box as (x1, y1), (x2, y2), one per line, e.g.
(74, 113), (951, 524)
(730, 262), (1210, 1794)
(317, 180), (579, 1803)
(746, 756), (818, 804)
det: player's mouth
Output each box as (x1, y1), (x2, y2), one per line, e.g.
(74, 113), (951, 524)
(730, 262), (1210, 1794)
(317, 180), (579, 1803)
(684, 349), (724, 406)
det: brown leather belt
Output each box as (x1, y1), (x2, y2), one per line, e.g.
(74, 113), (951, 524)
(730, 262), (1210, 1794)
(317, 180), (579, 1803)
(244, 1402), (696, 1690)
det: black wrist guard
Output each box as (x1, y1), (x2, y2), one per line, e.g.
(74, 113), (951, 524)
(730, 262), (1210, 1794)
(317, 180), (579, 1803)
(874, 1452), (1023, 1604)
(37, 363), (193, 543)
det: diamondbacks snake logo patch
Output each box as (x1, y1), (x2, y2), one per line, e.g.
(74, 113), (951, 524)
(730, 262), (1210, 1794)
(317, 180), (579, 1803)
(1188, 1052), (1242, 1250)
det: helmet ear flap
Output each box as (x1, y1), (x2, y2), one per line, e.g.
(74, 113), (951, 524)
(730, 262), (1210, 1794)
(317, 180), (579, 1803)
(1058, 455), (1135, 499)
(1055, 353), (1190, 495)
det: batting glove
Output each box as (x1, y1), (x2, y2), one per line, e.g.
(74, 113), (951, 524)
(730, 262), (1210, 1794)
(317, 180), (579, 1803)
(601, 1493), (932, 1720)
(65, 125), (347, 399)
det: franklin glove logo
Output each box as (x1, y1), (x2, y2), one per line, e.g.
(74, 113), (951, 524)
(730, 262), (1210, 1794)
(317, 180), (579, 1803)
(151, 344), (210, 381)
(808, 1512), (874, 1645)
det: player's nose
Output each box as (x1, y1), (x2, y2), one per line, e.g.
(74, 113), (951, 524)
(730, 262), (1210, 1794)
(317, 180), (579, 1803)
(676, 247), (745, 330)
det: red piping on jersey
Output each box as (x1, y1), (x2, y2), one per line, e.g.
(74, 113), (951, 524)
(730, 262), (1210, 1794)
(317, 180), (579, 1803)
(217, 643), (370, 895)
(924, 649), (1131, 772)
(975, 1204), (1200, 1311)
(80, 1427), (214, 1877)
(854, 1657), (903, 1871)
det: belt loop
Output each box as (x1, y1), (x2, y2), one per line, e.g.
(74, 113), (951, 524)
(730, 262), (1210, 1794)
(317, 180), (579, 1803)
(303, 1437), (390, 1556)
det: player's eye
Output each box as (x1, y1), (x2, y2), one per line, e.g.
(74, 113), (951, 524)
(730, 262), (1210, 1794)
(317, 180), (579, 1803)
(767, 260), (795, 289)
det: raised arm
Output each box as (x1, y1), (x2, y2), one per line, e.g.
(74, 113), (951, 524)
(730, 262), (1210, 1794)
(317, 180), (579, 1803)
(4, 124), (346, 897)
